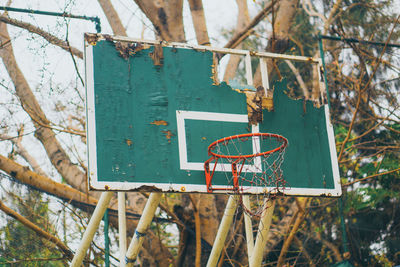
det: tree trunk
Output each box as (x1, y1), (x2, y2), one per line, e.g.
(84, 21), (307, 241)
(223, 0), (250, 83)
(188, 0), (210, 45)
(134, 0), (185, 42)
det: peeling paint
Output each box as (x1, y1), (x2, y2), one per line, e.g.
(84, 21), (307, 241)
(210, 53), (220, 85)
(262, 96), (274, 111)
(114, 41), (150, 60)
(84, 33), (99, 46)
(245, 86), (266, 125)
(150, 120), (168, 126)
(132, 185), (162, 192)
(162, 130), (174, 143)
(125, 139), (133, 146)
(149, 43), (164, 66)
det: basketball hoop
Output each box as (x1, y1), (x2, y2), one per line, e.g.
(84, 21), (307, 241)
(204, 133), (288, 216)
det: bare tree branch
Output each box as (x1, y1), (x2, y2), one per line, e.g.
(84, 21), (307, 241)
(0, 154), (99, 207)
(285, 60), (310, 99)
(277, 198), (309, 267)
(344, 167), (400, 187)
(0, 15), (82, 59)
(224, 0), (277, 49)
(0, 20), (90, 194)
(0, 128), (46, 176)
(301, 0), (327, 24)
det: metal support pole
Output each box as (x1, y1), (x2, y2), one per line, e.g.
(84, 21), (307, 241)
(319, 34), (400, 48)
(104, 209), (110, 267)
(206, 195), (239, 267)
(0, 6), (101, 32)
(318, 35), (331, 107)
(125, 192), (162, 267)
(70, 191), (114, 267)
(249, 198), (276, 267)
(243, 196), (254, 256)
(118, 192), (127, 267)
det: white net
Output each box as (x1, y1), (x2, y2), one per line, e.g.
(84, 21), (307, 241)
(204, 133), (288, 217)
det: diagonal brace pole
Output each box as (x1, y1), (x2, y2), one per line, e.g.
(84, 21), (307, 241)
(243, 195), (254, 256)
(125, 192), (162, 266)
(249, 198), (276, 267)
(70, 191), (114, 266)
(206, 195), (239, 267)
(118, 192), (127, 267)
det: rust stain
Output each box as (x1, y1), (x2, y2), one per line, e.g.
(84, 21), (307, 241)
(210, 53), (220, 85)
(84, 33), (100, 46)
(112, 40), (150, 60)
(246, 86), (264, 125)
(262, 96), (274, 111)
(151, 120), (168, 126)
(243, 86), (275, 125)
(125, 139), (133, 146)
(149, 43), (164, 66)
(162, 130), (174, 143)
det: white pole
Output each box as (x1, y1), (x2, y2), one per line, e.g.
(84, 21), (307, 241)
(259, 57), (270, 96)
(125, 192), (162, 267)
(249, 198), (276, 267)
(206, 195), (239, 267)
(242, 195), (254, 256)
(245, 52), (253, 86)
(118, 192), (127, 267)
(70, 191), (114, 267)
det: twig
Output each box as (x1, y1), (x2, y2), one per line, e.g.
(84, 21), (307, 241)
(0, 15), (83, 58)
(277, 198), (309, 267)
(224, 0), (278, 49)
(3, 257), (67, 264)
(337, 83), (362, 162)
(344, 167), (400, 187)
(285, 60), (310, 99)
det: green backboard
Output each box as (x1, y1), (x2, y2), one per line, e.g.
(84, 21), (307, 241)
(85, 34), (341, 196)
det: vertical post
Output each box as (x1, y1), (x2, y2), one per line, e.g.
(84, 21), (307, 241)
(104, 209), (110, 267)
(125, 192), (162, 267)
(70, 191), (114, 267)
(242, 196), (254, 256)
(249, 198), (276, 267)
(318, 35), (331, 107)
(206, 195), (239, 267)
(259, 57), (270, 96)
(118, 192), (127, 267)
(339, 198), (349, 254)
(245, 52), (253, 85)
